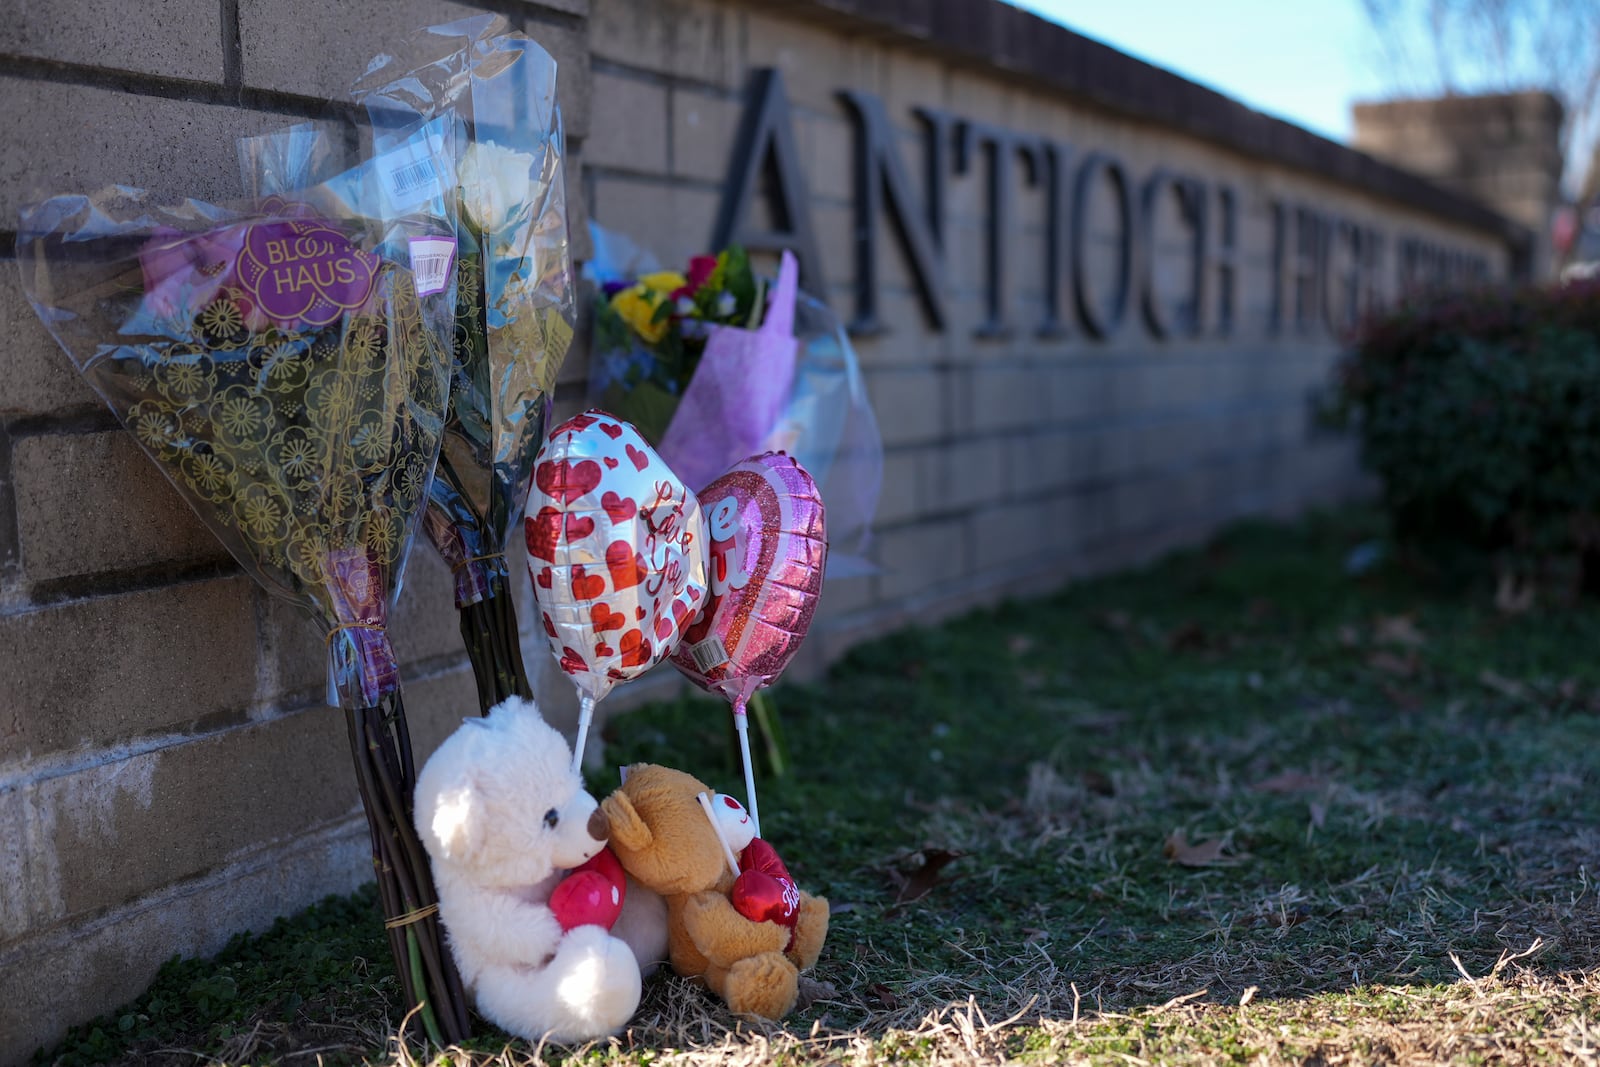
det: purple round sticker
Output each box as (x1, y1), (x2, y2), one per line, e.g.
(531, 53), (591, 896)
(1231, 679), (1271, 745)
(235, 220), (380, 328)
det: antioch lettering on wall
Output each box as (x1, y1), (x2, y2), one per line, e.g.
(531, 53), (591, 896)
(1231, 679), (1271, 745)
(715, 68), (1493, 340)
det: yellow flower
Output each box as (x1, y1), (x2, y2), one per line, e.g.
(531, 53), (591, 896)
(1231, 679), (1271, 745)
(610, 285), (671, 344)
(638, 271), (688, 294)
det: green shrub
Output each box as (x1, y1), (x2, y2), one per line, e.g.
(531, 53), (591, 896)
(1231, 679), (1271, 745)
(1329, 279), (1600, 573)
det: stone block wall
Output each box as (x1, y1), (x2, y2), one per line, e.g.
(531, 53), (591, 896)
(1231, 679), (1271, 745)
(0, 0), (1522, 1057)
(0, 2), (589, 1059)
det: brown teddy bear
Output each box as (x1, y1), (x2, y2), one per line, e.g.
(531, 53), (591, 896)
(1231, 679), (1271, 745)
(600, 763), (829, 1018)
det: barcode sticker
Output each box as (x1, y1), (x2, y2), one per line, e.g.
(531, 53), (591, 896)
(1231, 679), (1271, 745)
(689, 636), (730, 673)
(408, 236), (457, 297)
(375, 140), (443, 213)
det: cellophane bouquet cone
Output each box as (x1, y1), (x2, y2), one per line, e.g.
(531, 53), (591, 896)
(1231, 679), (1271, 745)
(355, 14), (577, 713)
(18, 120), (471, 1045)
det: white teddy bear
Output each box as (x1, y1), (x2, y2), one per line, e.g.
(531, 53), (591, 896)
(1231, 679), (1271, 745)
(414, 697), (656, 1042)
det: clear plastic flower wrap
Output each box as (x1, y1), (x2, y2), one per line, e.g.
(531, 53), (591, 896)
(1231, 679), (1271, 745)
(17, 119), (471, 1044)
(355, 14), (576, 710)
(585, 225), (883, 574)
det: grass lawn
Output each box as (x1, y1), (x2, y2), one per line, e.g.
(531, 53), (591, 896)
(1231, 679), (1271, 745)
(40, 509), (1600, 1065)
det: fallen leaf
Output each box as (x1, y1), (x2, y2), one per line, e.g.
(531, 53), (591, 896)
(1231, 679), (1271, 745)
(1164, 830), (1250, 867)
(795, 976), (838, 1011)
(1239, 985), (1259, 1006)
(1252, 771), (1325, 794)
(1495, 572), (1535, 615)
(865, 982), (900, 1010)
(1479, 669), (1528, 701)
(1081, 769), (1116, 796)
(888, 848), (964, 909)
(1373, 614), (1426, 648)
(1367, 650), (1419, 678)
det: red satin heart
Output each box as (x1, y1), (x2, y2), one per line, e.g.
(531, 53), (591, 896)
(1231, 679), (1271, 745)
(731, 838), (800, 947)
(571, 565), (606, 601)
(602, 491), (636, 524)
(605, 540), (646, 591)
(535, 458), (602, 505)
(549, 848), (627, 932)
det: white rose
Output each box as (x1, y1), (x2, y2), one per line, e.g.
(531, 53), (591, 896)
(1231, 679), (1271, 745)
(458, 140), (537, 233)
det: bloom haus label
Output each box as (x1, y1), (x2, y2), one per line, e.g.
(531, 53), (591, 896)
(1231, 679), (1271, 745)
(238, 220), (380, 327)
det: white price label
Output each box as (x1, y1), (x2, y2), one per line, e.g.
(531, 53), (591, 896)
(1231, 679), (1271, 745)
(689, 635), (731, 673)
(408, 236), (457, 297)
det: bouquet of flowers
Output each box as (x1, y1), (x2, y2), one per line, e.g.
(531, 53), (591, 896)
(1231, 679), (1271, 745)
(18, 121), (470, 1045)
(587, 228), (883, 573)
(355, 15), (576, 713)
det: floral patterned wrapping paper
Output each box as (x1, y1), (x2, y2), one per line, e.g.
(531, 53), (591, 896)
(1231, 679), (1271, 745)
(17, 127), (459, 709)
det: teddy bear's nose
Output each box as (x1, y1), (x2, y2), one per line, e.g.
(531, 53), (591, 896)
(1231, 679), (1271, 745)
(587, 806), (610, 842)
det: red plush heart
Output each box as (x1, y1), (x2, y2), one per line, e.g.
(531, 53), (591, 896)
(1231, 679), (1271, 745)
(591, 603), (626, 633)
(549, 849), (627, 932)
(619, 628), (652, 668)
(600, 422), (623, 440)
(731, 838), (800, 947)
(626, 444), (649, 471)
(559, 646), (587, 674)
(571, 566), (606, 601)
(535, 566), (553, 589)
(602, 491), (636, 524)
(535, 458), (602, 504)
(606, 540), (647, 591)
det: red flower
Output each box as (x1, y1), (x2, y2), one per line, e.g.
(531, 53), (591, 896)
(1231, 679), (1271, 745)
(686, 254), (718, 292)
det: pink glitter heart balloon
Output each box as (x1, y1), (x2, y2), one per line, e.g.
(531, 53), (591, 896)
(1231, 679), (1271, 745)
(671, 452), (826, 702)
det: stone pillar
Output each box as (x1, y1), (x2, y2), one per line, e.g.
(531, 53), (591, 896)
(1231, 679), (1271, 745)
(1352, 91), (1565, 279)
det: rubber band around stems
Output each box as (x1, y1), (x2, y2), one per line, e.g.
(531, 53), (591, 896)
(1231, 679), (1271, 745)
(449, 551), (507, 574)
(384, 902), (440, 929)
(325, 622), (387, 647)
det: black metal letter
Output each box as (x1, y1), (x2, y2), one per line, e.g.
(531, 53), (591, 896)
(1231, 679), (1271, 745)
(713, 68), (828, 298)
(958, 119), (1043, 338)
(1071, 152), (1133, 340)
(1039, 140), (1073, 338)
(838, 89), (949, 334)
(1137, 169), (1204, 339)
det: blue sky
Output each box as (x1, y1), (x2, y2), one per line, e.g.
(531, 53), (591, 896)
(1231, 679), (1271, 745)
(1006, 0), (1390, 145)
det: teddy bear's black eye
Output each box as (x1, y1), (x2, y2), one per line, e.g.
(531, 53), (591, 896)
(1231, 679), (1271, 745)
(543, 808), (559, 829)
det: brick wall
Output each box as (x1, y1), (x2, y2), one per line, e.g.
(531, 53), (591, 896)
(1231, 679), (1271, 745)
(0, 2), (589, 1059)
(0, 0), (1519, 1057)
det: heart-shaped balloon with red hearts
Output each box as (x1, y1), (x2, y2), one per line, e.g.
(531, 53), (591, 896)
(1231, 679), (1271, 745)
(527, 412), (708, 764)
